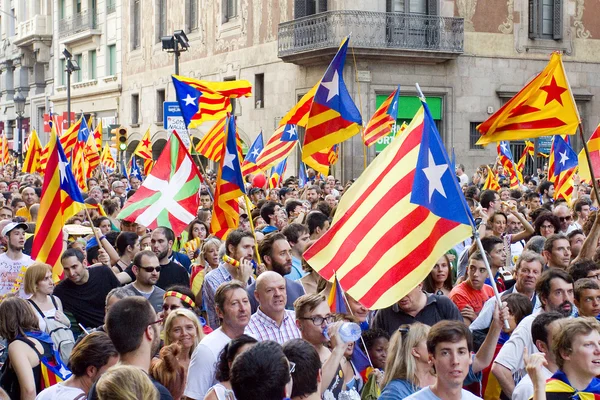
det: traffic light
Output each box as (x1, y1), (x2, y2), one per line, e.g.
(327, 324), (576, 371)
(110, 128), (118, 149)
(117, 127), (128, 151)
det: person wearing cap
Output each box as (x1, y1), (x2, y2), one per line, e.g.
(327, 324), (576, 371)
(278, 187), (297, 203)
(248, 187), (265, 205)
(0, 221), (33, 298)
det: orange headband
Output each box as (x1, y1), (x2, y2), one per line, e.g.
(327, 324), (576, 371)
(163, 291), (196, 308)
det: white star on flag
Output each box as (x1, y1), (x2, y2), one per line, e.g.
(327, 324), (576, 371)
(286, 125), (297, 138)
(320, 70), (339, 103)
(58, 159), (69, 184)
(250, 148), (260, 158)
(501, 142), (509, 154)
(559, 150), (569, 166)
(183, 94), (197, 106)
(223, 149), (236, 171)
(422, 150), (448, 202)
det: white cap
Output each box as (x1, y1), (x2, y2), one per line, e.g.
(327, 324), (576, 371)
(1, 222), (28, 237)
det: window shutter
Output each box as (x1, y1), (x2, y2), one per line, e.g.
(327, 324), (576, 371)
(386, 0), (392, 12)
(294, 0), (307, 18)
(528, 0), (539, 39)
(553, 0), (562, 39)
(317, 0), (327, 13)
(427, 0), (438, 15)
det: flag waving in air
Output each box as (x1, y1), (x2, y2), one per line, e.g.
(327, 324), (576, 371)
(363, 86), (400, 147)
(496, 141), (520, 188)
(211, 116), (246, 239)
(134, 127), (154, 175)
(241, 131), (264, 177)
(482, 166), (501, 191)
(118, 132), (202, 235)
(302, 36), (362, 173)
(100, 144), (116, 172)
(551, 135), (578, 202)
(517, 140), (534, 173)
(477, 52), (580, 145)
(22, 130), (42, 174)
(269, 158), (287, 189)
(578, 124), (600, 184)
(255, 124), (298, 173)
(304, 98), (473, 309)
(1, 134), (9, 166)
(194, 117), (244, 162)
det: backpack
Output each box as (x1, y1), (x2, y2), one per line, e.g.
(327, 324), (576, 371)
(28, 297), (76, 362)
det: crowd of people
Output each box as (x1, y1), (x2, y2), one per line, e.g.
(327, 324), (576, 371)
(0, 160), (599, 400)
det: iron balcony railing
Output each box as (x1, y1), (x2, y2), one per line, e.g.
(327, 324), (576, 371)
(278, 10), (464, 58)
(58, 10), (97, 38)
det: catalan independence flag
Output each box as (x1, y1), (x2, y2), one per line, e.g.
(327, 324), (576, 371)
(255, 124), (298, 173)
(211, 116), (246, 239)
(543, 370), (600, 399)
(302, 36), (362, 174)
(269, 157), (287, 189)
(517, 140), (534, 173)
(59, 116), (82, 156)
(328, 275), (348, 313)
(552, 135), (578, 202)
(304, 99), (473, 309)
(195, 117), (244, 162)
(32, 126), (86, 281)
(496, 141), (520, 188)
(241, 131), (264, 177)
(172, 75), (252, 128)
(363, 86), (400, 147)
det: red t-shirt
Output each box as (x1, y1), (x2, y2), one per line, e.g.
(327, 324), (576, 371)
(449, 281), (494, 314)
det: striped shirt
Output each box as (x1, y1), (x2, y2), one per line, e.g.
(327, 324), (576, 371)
(245, 308), (301, 344)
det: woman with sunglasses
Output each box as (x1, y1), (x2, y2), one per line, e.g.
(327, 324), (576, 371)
(379, 323), (435, 399)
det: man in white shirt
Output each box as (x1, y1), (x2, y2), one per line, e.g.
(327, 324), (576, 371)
(184, 281), (252, 400)
(0, 222), (33, 297)
(512, 312), (565, 400)
(456, 164), (469, 187)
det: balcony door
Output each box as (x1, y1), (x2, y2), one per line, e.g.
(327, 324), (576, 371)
(386, 0), (439, 49)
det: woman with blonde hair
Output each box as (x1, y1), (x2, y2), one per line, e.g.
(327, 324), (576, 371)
(163, 308), (204, 372)
(96, 365), (159, 400)
(379, 322), (435, 399)
(24, 263), (71, 331)
(150, 343), (186, 400)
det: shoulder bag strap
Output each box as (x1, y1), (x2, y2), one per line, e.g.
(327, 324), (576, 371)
(50, 295), (59, 310)
(27, 299), (46, 318)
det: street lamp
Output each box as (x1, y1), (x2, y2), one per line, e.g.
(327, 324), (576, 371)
(13, 91), (25, 166)
(161, 30), (189, 75)
(63, 48), (80, 127)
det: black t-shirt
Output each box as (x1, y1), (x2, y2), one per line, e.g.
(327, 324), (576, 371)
(88, 371), (173, 400)
(54, 265), (120, 329)
(373, 292), (463, 336)
(155, 260), (190, 290)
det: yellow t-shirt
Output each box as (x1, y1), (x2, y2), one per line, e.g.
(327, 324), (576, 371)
(15, 207), (31, 222)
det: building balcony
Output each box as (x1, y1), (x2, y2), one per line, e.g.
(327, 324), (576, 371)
(278, 10), (464, 65)
(58, 10), (101, 42)
(13, 15), (53, 47)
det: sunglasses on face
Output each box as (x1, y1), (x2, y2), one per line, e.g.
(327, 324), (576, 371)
(138, 266), (161, 273)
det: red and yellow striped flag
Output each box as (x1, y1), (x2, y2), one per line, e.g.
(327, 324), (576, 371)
(195, 117), (243, 162)
(84, 134), (100, 178)
(304, 103), (472, 309)
(22, 130), (42, 173)
(72, 141), (87, 192)
(483, 166), (501, 191)
(100, 144), (116, 171)
(363, 86), (400, 147)
(134, 127), (153, 175)
(578, 124), (600, 184)
(1, 134), (9, 166)
(92, 120), (102, 151)
(517, 140), (534, 173)
(59, 117), (82, 156)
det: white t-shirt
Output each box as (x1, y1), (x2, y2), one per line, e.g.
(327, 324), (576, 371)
(459, 174), (469, 187)
(405, 386), (481, 400)
(35, 382), (86, 400)
(184, 328), (231, 400)
(511, 365), (553, 400)
(494, 313), (538, 385)
(0, 252), (33, 298)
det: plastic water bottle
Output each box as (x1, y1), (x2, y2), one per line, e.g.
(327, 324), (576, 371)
(323, 322), (362, 343)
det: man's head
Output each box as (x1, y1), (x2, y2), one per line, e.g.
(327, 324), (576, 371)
(200, 191), (212, 210)
(306, 211), (330, 240)
(255, 271), (287, 318)
(568, 229), (585, 259)
(132, 250), (161, 288)
(574, 278), (600, 318)
(568, 259), (600, 283)
(397, 284), (426, 315)
(553, 205), (573, 232)
(480, 190), (500, 211)
(68, 331), (119, 381)
(105, 297), (160, 357)
(61, 248), (89, 285)
(574, 198), (592, 223)
(514, 251), (544, 294)
(260, 201), (280, 226)
(531, 311), (565, 364)
(539, 181), (555, 199)
(295, 293), (332, 346)
(230, 341), (292, 400)
(306, 185), (321, 205)
(2, 222), (27, 252)
(283, 339), (321, 399)
(480, 236), (506, 268)
(0, 206), (13, 221)
(215, 281), (251, 331)
(543, 234), (571, 269)
(259, 233), (292, 275)
(111, 180), (126, 195)
(466, 251), (490, 291)
(151, 227), (175, 262)
(225, 229), (255, 262)
(536, 268), (574, 316)
(506, 213), (522, 235)
(525, 191), (541, 211)
(20, 187), (38, 207)
(129, 177), (141, 190)
(282, 223), (310, 257)
(552, 318), (600, 377)
(426, 321), (473, 388)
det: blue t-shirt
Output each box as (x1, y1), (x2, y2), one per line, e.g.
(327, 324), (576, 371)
(285, 256), (307, 281)
(380, 379), (418, 399)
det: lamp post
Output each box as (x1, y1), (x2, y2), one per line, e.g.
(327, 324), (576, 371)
(161, 30), (189, 75)
(13, 91), (25, 166)
(63, 48), (80, 127)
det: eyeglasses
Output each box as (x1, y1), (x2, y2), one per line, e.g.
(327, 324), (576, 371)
(299, 315), (335, 326)
(588, 272), (600, 281)
(138, 266), (161, 273)
(540, 224), (555, 230)
(148, 318), (163, 326)
(558, 216), (572, 222)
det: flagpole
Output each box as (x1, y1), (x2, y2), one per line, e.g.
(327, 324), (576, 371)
(415, 82), (510, 330)
(243, 195), (262, 265)
(577, 123), (600, 201)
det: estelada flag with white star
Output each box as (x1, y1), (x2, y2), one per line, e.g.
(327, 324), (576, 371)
(172, 75), (252, 128)
(211, 115), (246, 240)
(117, 131), (203, 235)
(302, 36), (362, 174)
(551, 135), (578, 202)
(304, 99), (473, 310)
(254, 124), (298, 173)
(241, 130), (264, 177)
(477, 52), (580, 146)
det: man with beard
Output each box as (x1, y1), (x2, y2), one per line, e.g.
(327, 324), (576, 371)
(491, 268), (575, 397)
(122, 250), (165, 313)
(203, 229), (255, 328)
(542, 234), (572, 270)
(282, 223), (311, 280)
(150, 227), (189, 289)
(0, 222), (33, 297)
(185, 281), (252, 400)
(88, 297), (173, 400)
(247, 232), (305, 313)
